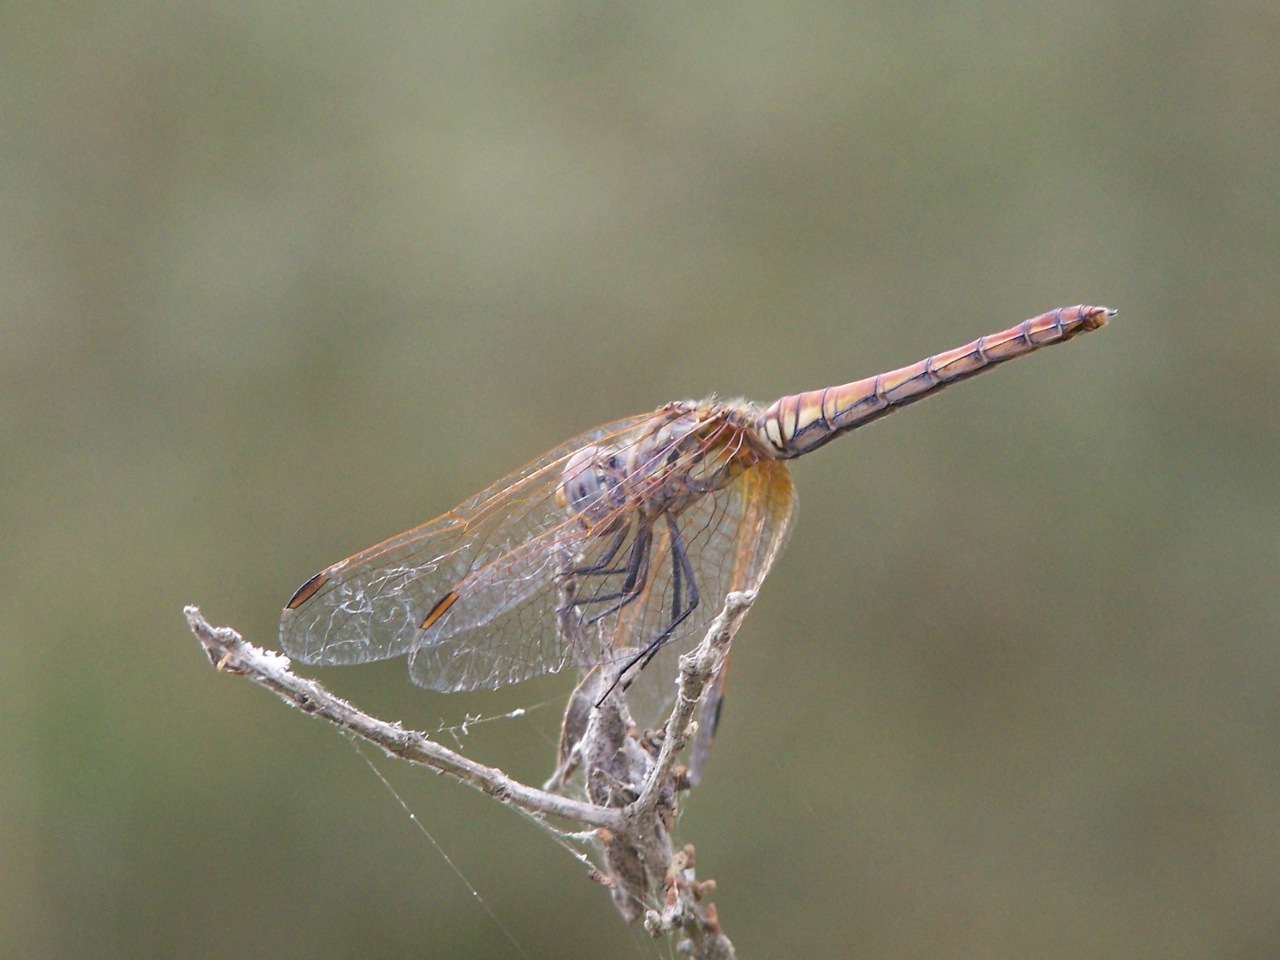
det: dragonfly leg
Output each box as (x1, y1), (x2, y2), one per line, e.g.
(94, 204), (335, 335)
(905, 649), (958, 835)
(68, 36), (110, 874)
(562, 525), (631, 579)
(596, 514), (702, 705)
(575, 523), (654, 622)
(554, 522), (654, 674)
(641, 513), (700, 668)
(565, 522), (650, 611)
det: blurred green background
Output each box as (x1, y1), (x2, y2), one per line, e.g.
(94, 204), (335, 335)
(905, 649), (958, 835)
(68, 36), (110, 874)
(4, 3), (1278, 958)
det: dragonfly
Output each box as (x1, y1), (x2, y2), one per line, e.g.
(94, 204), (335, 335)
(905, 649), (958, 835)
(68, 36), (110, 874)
(280, 304), (1112, 775)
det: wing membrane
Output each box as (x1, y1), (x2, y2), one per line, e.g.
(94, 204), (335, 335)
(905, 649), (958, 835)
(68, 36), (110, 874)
(279, 413), (651, 680)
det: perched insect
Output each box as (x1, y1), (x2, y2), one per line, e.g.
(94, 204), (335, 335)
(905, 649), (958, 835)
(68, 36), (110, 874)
(281, 305), (1113, 777)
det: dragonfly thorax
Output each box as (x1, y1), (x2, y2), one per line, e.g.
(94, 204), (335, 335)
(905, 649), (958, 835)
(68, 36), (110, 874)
(555, 404), (764, 535)
(623, 403), (765, 515)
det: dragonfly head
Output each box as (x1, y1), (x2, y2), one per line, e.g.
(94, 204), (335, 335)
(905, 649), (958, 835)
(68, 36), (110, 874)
(558, 445), (617, 526)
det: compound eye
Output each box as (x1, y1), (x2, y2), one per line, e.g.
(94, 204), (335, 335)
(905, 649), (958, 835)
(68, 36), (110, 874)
(559, 446), (606, 518)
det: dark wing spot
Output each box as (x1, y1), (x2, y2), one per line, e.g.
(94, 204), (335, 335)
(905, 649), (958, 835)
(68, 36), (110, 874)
(419, 590), (460, 631)
(285, 572), (329, 609)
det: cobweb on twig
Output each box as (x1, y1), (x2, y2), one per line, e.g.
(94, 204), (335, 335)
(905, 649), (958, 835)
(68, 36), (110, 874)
(183, 592), (753, 959)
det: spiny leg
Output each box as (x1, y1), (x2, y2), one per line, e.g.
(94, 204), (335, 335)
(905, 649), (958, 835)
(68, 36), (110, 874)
(575, 523), (654, 622)
(600, 513), (702, 703)
(641, 513), (700, 667)
(555, 521), (652, 670)
(565, 518), (652, 612)
(563, 524), (631, 579)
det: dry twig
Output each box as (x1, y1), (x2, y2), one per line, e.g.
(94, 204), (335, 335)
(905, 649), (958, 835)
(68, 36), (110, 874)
(184, 591), (753, 958)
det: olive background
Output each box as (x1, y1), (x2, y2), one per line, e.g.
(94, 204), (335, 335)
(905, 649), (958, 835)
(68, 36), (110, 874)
(4, 4), (1279, 959)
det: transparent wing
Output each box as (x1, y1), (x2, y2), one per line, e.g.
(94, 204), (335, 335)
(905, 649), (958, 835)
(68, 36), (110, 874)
(278, 412), (653, 687)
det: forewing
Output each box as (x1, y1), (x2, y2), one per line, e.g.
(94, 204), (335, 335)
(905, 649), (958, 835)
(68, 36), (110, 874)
(278, 413), (653, 685)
